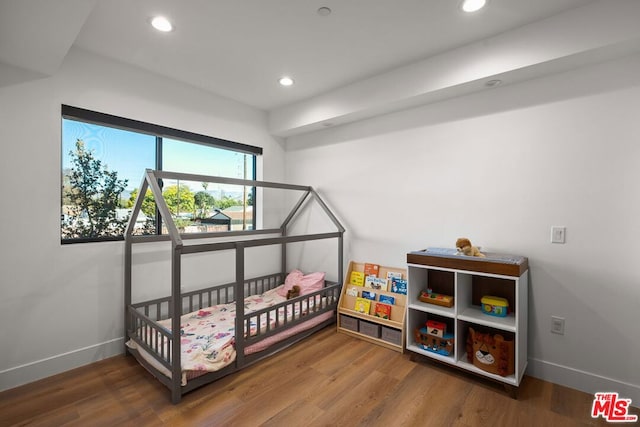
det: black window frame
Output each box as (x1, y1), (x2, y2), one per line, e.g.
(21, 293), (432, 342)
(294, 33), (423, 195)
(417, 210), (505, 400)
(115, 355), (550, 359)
(61, 105), (261, 244)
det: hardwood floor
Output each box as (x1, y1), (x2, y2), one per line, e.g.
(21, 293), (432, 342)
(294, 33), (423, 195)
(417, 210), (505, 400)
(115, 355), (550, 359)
(0, 327), (632, 426)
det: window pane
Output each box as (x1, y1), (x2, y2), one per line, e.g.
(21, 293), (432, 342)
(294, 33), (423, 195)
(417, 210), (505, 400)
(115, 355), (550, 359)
(60, 108), (261, 243)
(162, 139), (256, 233)
(61, 119), (155, 240)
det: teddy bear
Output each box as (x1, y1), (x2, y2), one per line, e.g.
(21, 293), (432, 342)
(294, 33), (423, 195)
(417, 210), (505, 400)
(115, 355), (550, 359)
(286, 285), (301, 299)
(455, 237), (485, 257)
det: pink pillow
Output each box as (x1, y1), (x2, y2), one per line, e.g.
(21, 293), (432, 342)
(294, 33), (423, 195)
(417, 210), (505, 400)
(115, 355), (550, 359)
(298, 271), (325, 295)
(277, 269), (303, 297)
(276, 270), (325, 297)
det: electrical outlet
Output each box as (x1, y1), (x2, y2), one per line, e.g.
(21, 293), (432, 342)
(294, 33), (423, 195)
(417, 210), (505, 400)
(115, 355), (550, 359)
(551, 316), (565, 335)
(551, 226), (566, 244)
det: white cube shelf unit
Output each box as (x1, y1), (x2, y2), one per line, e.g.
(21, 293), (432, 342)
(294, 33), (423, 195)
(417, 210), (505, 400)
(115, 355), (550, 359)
(405, 250), (528, 396)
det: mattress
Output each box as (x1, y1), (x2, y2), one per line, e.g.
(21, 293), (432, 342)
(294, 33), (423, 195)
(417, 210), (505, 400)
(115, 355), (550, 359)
(127, 285), (333, 385)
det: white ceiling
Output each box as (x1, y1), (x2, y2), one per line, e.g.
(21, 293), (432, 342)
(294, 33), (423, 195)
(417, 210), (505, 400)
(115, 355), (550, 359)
(71, 0), (594, 110)
(2, 0), (640, 137)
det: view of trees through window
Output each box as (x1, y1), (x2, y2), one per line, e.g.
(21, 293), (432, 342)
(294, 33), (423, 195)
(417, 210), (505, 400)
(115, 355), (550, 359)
(61, 108), (258, 243)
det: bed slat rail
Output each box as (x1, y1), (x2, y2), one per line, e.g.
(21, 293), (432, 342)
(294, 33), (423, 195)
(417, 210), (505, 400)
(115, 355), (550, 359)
(127, 306), (173, 371)
(132, 283), (236, 320)
(131, 273), (285, 320)
(244, 273), (284, 296)
(243, 281), (341, 345)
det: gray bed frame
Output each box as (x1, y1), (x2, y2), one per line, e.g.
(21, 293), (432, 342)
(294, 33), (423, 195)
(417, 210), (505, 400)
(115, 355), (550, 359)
(124, 169), (345, 403)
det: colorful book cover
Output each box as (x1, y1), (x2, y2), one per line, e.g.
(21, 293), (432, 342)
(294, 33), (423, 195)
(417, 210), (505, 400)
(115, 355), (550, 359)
(365, 276), (388, 291)
(379, 294), (395, 305)
(362, 290), (376, 300)
(364, 263), (380, 277)
(354, 297), (371, 314)
(350, 271), (365, 286)
(364, 276), (375, 288)
(391, 278), (408, 295)
(374, 303), (392, 319)
(386, 271), (402, 281)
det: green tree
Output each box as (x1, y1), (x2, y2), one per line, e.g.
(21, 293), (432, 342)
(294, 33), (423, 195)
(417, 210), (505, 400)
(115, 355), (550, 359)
(215, 195), (240, 210)
(62, 139), (128, 239)
(127, 187), (157, 218)
(62, 168), (73, 206)
(163, 183), (195, 216)
(194, 191), (215, 218)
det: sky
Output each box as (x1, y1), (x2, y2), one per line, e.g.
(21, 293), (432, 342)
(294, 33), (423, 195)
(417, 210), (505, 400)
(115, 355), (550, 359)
(62, 119), (254, 194)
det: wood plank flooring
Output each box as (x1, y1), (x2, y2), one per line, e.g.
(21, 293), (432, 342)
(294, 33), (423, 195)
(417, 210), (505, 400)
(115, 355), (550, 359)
(1, 326), (633, 426)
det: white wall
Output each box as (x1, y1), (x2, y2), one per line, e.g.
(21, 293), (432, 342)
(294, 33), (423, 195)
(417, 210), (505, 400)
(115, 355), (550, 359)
(2, 43), (639, 405)
(0, 47), (285, 390)
(285, 53), (640, 402)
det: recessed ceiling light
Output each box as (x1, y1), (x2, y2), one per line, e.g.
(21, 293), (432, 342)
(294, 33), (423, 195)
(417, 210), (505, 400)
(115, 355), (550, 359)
(279, 76), (294, 87)
(151, 16), (173, 32)
(461, 0), (487, 13)
(317, 7), (332, 16)
(485, 79), (502, 87)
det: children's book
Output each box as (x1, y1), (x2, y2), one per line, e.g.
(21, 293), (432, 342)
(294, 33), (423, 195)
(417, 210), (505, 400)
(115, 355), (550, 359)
(373, 303), (392, 319)
(362, 290), (376, 300)
(391, 278), (408, 295)
(365, 276), (388, 291)
(386, 271), (402, 282)
(350, 271), (365, 286)
(364, 263), (380, 277)
(354, 297), (371, 314)
(346, 286), (359, 297)
(379, 294), (395, 305)
(364, 276), (375, 288)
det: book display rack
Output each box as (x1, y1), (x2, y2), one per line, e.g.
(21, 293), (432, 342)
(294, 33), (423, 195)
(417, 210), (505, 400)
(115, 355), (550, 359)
(337, 261), (407, 352)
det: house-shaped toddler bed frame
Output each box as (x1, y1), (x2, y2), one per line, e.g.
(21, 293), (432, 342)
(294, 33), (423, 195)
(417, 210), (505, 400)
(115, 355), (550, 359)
(124, 169), (345, 403)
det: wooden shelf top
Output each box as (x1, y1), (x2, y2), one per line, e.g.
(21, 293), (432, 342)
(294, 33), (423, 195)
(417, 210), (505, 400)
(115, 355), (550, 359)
(407, 250), (528, 277)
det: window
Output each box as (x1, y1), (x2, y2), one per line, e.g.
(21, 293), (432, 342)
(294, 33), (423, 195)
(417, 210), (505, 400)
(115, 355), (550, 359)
(61, 105), (260, 243)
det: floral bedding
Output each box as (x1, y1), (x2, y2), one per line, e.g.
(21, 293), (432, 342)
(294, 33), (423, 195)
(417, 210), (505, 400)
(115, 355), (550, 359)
(129, 286), (326, 383)
(170, 288), (285, 373)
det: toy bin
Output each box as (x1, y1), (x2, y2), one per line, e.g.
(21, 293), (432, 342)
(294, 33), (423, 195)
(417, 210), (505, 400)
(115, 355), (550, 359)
(359, 320), (381, 338)
(481, 295), (509, 317)
(466, 326), (514, 377)
(340, 314), (358, 332)
(381, 326), (402, 346)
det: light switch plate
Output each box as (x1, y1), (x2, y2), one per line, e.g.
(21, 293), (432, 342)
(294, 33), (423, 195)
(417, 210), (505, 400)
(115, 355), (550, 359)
(551, 316), (565, 334)
(551, 226), (566, 244)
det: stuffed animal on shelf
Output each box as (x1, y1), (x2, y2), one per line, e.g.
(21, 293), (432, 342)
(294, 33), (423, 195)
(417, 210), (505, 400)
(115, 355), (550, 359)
(455, 237), (485, 257)
(286, 285), (301, 299)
